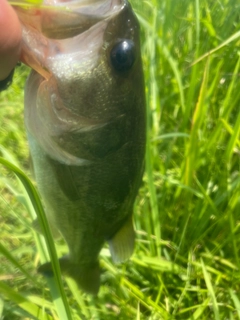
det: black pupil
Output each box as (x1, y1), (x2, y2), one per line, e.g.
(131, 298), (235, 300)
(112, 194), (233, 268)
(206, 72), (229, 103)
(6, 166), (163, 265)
(110, 40), (135, 72)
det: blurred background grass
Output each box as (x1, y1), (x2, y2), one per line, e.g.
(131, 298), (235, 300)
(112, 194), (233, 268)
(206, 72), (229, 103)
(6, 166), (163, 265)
(0, 0), (240, 319)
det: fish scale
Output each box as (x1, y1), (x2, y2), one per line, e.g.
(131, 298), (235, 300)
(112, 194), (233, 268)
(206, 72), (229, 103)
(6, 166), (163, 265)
(14, 0), (146, 294)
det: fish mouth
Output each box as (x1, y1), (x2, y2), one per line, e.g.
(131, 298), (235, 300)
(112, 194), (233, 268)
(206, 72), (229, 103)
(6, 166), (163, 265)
(18, 0), (126, 78)
(42, 0), (125, 38)
(16, 0), (125, 39)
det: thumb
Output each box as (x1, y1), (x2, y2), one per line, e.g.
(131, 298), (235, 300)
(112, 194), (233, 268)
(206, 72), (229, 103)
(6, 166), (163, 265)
(0, 0), (22, 80)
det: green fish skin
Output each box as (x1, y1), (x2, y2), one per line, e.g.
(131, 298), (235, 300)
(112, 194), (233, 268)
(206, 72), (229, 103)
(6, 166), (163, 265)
(18, 0), (145, 294)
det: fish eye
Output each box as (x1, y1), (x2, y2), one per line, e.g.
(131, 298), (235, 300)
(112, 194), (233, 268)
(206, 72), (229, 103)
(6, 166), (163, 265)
(110, 40), (135, 72)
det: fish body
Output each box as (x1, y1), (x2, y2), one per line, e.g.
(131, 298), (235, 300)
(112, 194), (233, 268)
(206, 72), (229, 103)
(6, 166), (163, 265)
(16, 0), (145, 294)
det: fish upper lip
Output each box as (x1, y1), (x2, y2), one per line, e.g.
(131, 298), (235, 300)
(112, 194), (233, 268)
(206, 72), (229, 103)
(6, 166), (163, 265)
(43, 0), (125, 19)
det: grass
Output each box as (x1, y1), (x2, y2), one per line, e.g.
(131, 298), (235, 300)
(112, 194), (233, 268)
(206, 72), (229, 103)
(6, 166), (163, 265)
(0, 0), (240, 319)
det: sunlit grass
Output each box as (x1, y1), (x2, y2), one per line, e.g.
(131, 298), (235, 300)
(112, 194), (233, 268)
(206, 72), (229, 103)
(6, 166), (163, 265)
(0, 0), (240, 319)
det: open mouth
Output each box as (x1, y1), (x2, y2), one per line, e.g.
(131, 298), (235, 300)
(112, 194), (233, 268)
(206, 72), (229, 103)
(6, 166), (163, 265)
(16, 0), (125, 80)
(15, 0), (124, 39)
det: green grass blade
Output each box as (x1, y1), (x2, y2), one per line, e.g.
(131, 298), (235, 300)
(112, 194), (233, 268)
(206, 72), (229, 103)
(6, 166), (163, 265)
(0, 281), (53, 320)
(153, 132), (189, 141)
(224, 110), (240, 163)
(192, 30), (240, 65)
(157, 38), (186, 114)
(186, 298), (210, 320)
(0, 157), (73, 320)
(229, 289), (240, 319)
(201, 259), (220, 320)
(143, 8), (161, 258)
(0, 243), (36, 283)
(183, 58), (210, 187)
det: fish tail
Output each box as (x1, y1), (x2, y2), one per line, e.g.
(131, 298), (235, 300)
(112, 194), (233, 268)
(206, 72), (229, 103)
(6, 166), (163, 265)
(38, 257), (100, 295)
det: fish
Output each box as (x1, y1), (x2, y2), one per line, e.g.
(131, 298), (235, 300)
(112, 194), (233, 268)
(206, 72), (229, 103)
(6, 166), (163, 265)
(15, 0), (146, 294)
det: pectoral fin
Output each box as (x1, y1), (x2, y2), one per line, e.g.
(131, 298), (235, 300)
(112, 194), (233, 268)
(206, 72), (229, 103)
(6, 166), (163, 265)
(108, 217), (135, 263)
(38, 257), (100, 295)
(49, 161), (80, 201)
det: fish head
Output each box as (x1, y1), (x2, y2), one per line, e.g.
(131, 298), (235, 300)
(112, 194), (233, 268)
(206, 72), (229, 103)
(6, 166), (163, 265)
(20, 0), (145, 165)
(52, 2), (144, 121)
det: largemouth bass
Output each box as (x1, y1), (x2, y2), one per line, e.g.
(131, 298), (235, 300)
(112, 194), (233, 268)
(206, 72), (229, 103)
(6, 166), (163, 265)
(15, 0), (145, 294)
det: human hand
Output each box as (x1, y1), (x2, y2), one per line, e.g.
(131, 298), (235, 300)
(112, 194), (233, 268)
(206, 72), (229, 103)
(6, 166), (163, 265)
(0, 0), (22, 81)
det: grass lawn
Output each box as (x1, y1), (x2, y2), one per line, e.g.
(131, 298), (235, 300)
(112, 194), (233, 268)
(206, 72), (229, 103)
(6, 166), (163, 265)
(0, 0), (240, 319)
